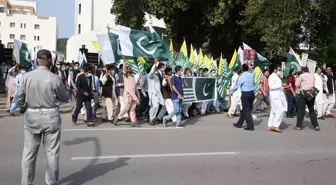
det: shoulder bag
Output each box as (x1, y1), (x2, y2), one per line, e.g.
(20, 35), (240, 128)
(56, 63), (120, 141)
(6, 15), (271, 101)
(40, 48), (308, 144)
(301, 87), (319, 101)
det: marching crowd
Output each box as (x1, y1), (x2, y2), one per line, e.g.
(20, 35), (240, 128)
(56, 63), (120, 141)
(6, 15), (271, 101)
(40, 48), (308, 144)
(2, 52), (336, 132)
(3, 55), (228, 128)
(1, 49), (335, 185)
(228, 64), (335, 132)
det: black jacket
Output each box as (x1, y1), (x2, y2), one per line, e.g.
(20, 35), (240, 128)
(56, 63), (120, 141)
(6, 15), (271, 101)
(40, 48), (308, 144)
(76, 73), (93, 101)
(326, 74), (334, 94)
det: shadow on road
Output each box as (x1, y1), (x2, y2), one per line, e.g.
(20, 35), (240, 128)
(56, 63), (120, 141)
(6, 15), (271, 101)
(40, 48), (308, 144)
(61, 137), (130, 185)
(59, 158), (130, 185)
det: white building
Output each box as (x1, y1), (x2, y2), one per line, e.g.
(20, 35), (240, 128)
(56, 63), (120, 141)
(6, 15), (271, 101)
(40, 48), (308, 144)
(67, 0), (166, 62)
(0, 0), (57, 58)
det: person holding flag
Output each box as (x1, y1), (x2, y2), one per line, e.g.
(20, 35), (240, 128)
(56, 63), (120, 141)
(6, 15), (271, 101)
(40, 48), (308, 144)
(114, 58), (141, 127)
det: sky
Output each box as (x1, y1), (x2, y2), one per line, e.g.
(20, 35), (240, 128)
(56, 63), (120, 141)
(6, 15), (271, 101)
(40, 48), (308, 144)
(26, 0), (74, 38)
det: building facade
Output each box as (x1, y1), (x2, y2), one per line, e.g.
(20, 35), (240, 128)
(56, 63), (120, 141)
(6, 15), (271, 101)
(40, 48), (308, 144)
(67, 0), (166, 62)
(0, 0), (57, 58)
(56, 38), (68, 55)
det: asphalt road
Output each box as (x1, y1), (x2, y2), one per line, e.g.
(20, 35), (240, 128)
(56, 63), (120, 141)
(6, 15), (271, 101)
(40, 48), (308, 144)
(0, 111), (336, 185)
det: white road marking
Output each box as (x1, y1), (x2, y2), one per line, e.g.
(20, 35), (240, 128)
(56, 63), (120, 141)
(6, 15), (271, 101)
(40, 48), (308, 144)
(64, 127), (182, 131)
(71, 152), (241, 160)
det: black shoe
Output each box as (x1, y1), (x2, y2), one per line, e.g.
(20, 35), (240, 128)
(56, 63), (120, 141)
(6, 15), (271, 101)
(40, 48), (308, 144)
(149, 120), (155, 126)
(244, 128), (254, 131)
(233, 124), (242, 128)
(114, 118), (119, 126)
(317, 117), (325, 120)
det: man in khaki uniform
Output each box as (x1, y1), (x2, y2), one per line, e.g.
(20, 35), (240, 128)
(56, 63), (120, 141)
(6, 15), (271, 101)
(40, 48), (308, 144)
(16, 49), (69, 185)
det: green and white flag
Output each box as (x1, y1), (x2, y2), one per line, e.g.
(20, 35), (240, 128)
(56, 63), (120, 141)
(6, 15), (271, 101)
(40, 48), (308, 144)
(118, 25), (169, 60)
(78, 50), (87, 67)
(97, 33), (122, 64)
(14, 39), (32, 70)
(284, 47), (302, 77)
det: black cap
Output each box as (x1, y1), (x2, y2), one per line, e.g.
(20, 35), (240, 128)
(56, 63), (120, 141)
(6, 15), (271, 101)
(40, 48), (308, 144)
(37, 49), (52, 60)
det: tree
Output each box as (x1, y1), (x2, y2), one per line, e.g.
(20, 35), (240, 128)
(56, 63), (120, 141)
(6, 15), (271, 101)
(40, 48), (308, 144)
(111, 0), (245, 59)
(307, 0), (336, 67)
(241, 0), (308, 59)
(110, 0), (147, 30)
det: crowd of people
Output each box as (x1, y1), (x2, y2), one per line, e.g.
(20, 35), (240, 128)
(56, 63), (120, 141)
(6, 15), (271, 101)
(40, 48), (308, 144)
(1, 48), (335, 185)
(228, 63), (335, 132)
(2, 53), (336, 132)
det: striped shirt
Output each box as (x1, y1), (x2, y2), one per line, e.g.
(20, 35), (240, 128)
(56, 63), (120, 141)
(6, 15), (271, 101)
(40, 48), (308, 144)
(258, 76), (268, 94)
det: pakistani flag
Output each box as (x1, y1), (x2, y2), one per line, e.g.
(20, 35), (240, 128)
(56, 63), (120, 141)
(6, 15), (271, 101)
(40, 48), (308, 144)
(118, 25), (169, 60)
(284, 47), (302, 77)
(97, 33), (121, 64)
(14, 39), (32, 71)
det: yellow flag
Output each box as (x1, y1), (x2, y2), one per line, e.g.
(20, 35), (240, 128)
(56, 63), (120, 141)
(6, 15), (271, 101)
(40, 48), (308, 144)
(180, 39), (188, 57)
(218, 53), (224, 76)
(138, 56), (146, 67)
(228, 49), (237, 69)
(204, 55), (212, 68)
(189, 44), (194, 63)
(253, 66), (262, 83)
(91, 40), (100, 53)
(169, 39), (173, 52)
(197, 49), (204, 67)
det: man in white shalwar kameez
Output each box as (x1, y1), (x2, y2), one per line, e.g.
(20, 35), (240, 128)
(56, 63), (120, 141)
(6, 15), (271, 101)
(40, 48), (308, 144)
(267, 67), (287, 132)
(314, 67), (328, 119)
(227, 67), (242, 118)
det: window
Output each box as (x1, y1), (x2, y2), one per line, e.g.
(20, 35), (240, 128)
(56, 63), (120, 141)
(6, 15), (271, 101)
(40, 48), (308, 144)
(37, 36), (40, 41)
(78, 3), (81, 14)
(34, 36), (36, 41)
(10, 22), (15, 28)
(34, 24), (40, 29)
(10, 34), (15, 39)
(78, 24), (81, 34)
(20, 35), (26, 40)
(0, 7), (5, 13)
(24, 23), (26, 28)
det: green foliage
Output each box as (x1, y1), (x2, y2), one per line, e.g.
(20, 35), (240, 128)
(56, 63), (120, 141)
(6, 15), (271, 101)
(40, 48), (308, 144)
(110, 0), (147, 29)
(110, 0), (336, 66)
(241, 0), (308, 58)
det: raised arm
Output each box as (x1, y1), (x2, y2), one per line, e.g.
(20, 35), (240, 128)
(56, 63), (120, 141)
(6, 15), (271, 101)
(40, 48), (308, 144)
(148, 60), (158, 79)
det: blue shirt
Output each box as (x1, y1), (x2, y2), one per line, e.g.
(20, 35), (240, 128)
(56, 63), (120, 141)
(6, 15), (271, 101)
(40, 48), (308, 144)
(171, 75), (183, 100)
(231, 72), (255, 94)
